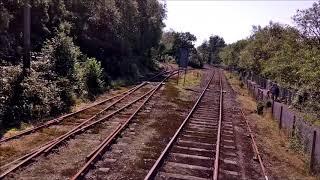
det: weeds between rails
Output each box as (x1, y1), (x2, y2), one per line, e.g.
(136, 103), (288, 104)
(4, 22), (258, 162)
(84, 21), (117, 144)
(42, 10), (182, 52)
(0, 70), (178, 179)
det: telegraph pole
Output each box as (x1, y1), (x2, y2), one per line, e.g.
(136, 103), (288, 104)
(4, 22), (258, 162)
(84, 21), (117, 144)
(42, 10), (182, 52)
(23, 2), (31, 75)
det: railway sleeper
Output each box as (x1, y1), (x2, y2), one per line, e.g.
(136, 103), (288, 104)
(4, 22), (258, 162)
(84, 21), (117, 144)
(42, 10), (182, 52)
(179, 134), (215, 144)
(157, 171), (210, 180)
(172, 146), (213, 157)
(161, 161), (212, 179)
(177, 140), (214, 150)
(168, 152), (213, 167)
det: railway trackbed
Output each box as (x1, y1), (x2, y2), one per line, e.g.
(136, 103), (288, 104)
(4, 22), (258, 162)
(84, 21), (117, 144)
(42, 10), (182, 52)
(0, 70), (171, 144)
(144, 68), (268, 180)
(0, 68), (268, 180)
(0, 70), (176, 179)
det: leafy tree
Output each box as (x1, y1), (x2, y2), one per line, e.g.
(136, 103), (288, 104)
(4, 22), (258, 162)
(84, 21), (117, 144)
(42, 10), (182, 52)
(219, 39), (248, 69)
(293, 0), (320, 45)
(197, 41), (210, 65)
(197, 35), (225, 64)
(208, 35), (226, 64)
(0, 0), (167, 127)
(171, 32), (197, 58)
(159, 31), (198, 65)
(82, 58), (105, 98)
(220, 19), (320, 116)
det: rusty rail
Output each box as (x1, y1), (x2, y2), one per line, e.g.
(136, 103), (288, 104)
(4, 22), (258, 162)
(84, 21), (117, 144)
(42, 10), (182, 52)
(213, 71), (223, 180)
(0, 83), (145, 144)
(0, 71), (179, 179)
(0, 82), (147, 168)
(240, 109), (268, 180)
(0, 85), (151, 179)
(0, 69), (169, 144)
(144, 70), (215, 180)
(71, 72), (173, 180)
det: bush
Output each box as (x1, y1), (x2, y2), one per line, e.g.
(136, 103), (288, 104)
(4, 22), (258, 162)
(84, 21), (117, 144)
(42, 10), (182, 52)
(0, 32), (107, 128)
(42, 32), (80, 80)
(0, 66), (23, 127)
(266, 101), (272, 108)
(257, 101), (264, 115)
(0, 66), (64, 127)
(82, 58), (105, 98)
(239, 82), (244, 88)
(76, 58), (105, 99)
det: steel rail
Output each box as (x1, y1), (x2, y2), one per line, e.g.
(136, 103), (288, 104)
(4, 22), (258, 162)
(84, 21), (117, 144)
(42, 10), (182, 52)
(144, 70), (214, 180)
(43, 83), (157, 153)
(0, 82), (146, 144)
(213, 70), (223, 180)
(71, 73), (171, 180)
(42, 83), (149, 153)
(240, 109), (268, 180)
(0, 84), (152, 179)
(0, 82), (147, 169)
(0, 71), (179, 179)
(0, 69), (169, 143)
(148, 70), (170, 81)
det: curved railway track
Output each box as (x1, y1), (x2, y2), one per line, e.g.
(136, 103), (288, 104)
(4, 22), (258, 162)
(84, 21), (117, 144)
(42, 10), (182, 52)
(0, 70), (176, 179)
(145, 68), (268, 180)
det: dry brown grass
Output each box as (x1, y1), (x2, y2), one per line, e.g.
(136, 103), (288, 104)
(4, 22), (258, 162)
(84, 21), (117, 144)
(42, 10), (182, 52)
(224, 71), (319, 180)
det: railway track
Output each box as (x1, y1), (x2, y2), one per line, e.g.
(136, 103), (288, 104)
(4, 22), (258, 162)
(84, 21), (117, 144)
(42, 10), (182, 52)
(1, 67), (267, 180)
(145, 69), (267, 180)
(0, 70), (170, 144)
(0, 70), (175, 179)
(0, 70), (171, 166)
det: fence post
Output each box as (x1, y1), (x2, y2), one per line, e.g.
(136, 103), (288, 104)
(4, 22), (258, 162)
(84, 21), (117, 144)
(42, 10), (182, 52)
(291, 116), (296, 137)
(288, 91), (292, 105)
(279, 106), (283, 129)
(310, 130), (317, 173)
(272, 100), (274, 116)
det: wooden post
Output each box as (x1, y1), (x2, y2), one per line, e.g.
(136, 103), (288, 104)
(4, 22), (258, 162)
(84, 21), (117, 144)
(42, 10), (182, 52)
(23, 3), (31, 74)
(310, 131), (317, 173)
(288, 91), (292, 105)
(183, 67), (187, 86)
(272, 100), (274, 116)
(291, 116), (296, 137)
(279, 106), (283, 129)
(177, 67), (180, 85)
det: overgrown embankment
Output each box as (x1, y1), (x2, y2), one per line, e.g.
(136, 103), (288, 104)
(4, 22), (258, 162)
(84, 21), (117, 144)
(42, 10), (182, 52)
(0, 0), (165, 129)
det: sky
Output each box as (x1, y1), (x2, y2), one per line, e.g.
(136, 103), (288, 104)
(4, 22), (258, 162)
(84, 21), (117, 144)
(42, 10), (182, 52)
(163, 0), (316, 46)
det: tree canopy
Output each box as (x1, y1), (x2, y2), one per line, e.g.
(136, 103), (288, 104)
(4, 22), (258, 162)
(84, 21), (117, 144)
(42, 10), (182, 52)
(197, 35), (226, 64)
(219, 1), (320, 116)
(0, 0), (166, 127)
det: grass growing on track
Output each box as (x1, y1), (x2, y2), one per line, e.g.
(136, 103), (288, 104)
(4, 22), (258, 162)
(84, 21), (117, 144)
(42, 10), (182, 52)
(176, 70), (202, 88)
(224, 71), (319, 180)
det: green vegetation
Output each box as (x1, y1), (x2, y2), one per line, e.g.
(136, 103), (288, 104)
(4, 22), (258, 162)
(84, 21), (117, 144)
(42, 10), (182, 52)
(219, 1), (320, 119)
(159, 31), (204, 68)
(257, 101), (264, 115)
(197, 35), (226, 64)
(159, 32), (226, 68)
(0, 0), (166, 128)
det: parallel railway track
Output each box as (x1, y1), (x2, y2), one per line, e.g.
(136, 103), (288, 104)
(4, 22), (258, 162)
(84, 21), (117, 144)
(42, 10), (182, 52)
(0, 70), (175, 179)
(0, 67), (268, 180)
(0, 70), (170, 144)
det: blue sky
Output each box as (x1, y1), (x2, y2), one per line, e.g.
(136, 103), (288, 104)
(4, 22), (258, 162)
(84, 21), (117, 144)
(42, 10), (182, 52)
(163, 0), (316, 46)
